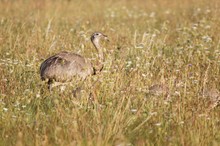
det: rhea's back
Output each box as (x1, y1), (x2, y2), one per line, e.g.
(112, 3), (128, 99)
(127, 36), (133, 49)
(40, 51), (94, 82)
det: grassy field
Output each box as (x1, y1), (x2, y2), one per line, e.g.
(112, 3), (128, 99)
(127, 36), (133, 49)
(1, 0), (220, 145)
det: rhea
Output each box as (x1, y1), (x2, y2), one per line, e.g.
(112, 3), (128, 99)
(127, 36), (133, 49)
(40, 32), (108, 92)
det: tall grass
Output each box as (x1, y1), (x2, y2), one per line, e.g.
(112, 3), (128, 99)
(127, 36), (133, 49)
(0, 0), (220, 145)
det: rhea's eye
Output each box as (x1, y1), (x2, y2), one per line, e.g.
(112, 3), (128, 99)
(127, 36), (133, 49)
(95, 33), (99, 36)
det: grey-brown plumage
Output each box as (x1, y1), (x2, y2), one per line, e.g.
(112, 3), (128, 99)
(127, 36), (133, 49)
(40, 32), (108, 90)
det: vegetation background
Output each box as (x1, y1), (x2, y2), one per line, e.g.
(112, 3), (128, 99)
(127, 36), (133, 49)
(0, 0), (220, 145)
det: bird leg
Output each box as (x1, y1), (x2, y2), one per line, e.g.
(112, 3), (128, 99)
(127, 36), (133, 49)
(48, 79), (53, 93)
(48, 79), (69, 93)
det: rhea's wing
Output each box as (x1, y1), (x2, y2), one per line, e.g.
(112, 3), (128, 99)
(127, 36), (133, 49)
(40, 52), (68, 80)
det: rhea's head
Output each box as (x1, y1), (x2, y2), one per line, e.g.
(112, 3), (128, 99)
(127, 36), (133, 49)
(91, 32), (109, 43)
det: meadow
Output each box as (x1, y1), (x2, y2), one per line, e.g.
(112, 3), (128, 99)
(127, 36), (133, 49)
(0, 0), (220, 145)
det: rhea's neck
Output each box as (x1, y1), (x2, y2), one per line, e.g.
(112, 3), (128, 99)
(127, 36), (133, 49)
(92, 39), (104, 73)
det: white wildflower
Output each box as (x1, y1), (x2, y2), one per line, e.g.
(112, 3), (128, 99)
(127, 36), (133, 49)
(149, 112), (157, 116)
(126, 61), (132, 67)
(131, 109), (137, 113)
(179, 121), (184, 125)
(70, 28), (74, 32)
(155, 122), (162, 126)
(192, 24), (198, 30)
(165, 10), (171, 14)
(205, 9), (211, 14)
(142, 74), (147, 77)
(36, 92), (40, 98)
(202, 35), (212, 43)
(204, 25), (211, 29)
(3, 108), (8, 112)
(149, 12), (156, 18)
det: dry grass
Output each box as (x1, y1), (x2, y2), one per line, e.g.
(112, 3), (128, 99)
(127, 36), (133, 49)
(1, 0), (220, 145)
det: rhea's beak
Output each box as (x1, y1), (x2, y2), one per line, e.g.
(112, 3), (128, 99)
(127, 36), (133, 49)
(103, 34), (110, 42)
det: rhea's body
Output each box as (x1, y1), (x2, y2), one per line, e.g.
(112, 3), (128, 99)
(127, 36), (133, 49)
(39, 32), (108, 91)
(40, 51), (94, 82)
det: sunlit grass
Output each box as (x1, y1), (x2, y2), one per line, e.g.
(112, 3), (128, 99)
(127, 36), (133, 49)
(0, 0), (220, 145)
